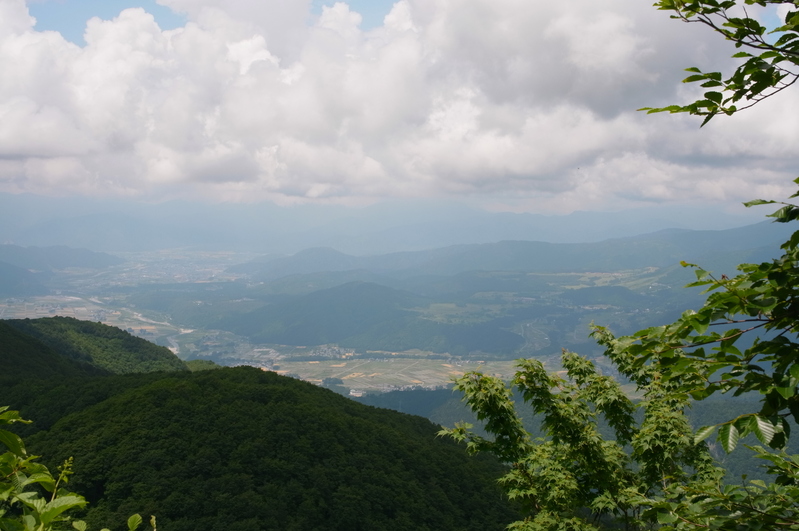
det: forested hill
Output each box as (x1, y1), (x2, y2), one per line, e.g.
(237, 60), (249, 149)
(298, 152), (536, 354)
(0, 320), (109, 382)
(2, 367), (518, 530)
(3, 317), (188, 374)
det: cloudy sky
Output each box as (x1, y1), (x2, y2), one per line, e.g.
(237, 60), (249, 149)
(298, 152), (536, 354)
(2, 0), (797, 214)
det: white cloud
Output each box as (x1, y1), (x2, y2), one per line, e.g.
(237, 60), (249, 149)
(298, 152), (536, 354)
(2, 0), (797, 211)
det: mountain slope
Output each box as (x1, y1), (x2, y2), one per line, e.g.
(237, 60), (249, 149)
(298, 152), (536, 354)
(11, 367), (518, 531)
(0, 320), (109, 383)
(4, 317), (188, 374)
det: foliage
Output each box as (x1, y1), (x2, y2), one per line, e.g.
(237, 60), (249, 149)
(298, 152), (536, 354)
(439, 191), (799, 529)
(585, 190), (799, 528)
(441, 1), (799, 527)
(4, 318), (187, 375)
(641, 0), (799, 125)
(4, 367), (518, 531)
(441, 351), (720, 530)
(183, 359), (221, 372)
(0, 322), (106, 385)
(0, 406), (151, 531)
(594, 185), (799, 453)
(443, 194), (799, 529)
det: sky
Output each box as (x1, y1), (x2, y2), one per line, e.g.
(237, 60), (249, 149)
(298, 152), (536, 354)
(2, 0), (798, 215)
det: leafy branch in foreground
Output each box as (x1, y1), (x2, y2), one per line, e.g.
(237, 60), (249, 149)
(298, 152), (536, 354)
(0, 406), (152, 531)
(640, 0), (799, 125)
(595, 179), (799, 454)
(440, 352), (719, 530)
(443, 187), (799, 529)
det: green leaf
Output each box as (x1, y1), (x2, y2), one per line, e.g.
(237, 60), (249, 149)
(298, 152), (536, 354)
(718, 423), (740, 452)
(753, 416), (775, 445)
(73, 521), (88, 531)
(128, 514), (143, 531)
(694, 425), (716, 444)
(657, 511), (678, 524)
(39, 495), (87, 525)
(743, 199), (776, 207)
(0, 430), (26, 457)
(775, 386), (794, 400)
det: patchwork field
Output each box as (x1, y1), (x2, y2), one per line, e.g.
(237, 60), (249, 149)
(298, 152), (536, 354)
(271, 357), (542, 393)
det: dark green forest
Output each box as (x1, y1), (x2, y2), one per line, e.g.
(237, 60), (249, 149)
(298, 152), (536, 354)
(4, 316), (188, 374)
(0, 319), (519, 530)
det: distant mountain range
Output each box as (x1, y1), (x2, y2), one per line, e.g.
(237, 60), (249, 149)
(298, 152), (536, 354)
(0, 244), (123, 270)
(0, 244), (124, 296)
(0, 192), (768, 253)
(231, 221), (796, 280)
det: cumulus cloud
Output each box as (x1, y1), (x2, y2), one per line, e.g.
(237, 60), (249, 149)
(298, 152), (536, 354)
(2, 0), (797, 211)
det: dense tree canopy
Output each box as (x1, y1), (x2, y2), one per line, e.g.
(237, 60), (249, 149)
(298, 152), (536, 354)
(0, 406), (152, 531)
(2, 367), (519, 531)
(4, 317), (187, 375)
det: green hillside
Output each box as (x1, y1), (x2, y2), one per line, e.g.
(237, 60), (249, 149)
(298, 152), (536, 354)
(3, 367), (518, 530)
(0, 320), (108, 383)
(221, 281), (525, 356)
(4, 317), (188, 374)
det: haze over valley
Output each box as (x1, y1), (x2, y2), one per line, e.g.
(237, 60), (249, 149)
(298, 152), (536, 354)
(3, 0), (799, 528)
(2, 201), (792, 395)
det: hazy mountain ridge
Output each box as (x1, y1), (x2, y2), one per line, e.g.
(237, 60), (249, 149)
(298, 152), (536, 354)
(0, 244), (123, 270)
(119, 222), (798, 360)
(0, 192), (767, 253)
(0, 262), (48, 297)
(2, 218), (792, 381)
(234, 220), (795, 280)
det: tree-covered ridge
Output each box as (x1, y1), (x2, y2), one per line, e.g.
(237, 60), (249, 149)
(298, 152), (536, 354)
(4, 317), (187, 374)
(0, 320), (109, 384)
(4, 367), (518, 531)
(0, 406), (152, 531)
